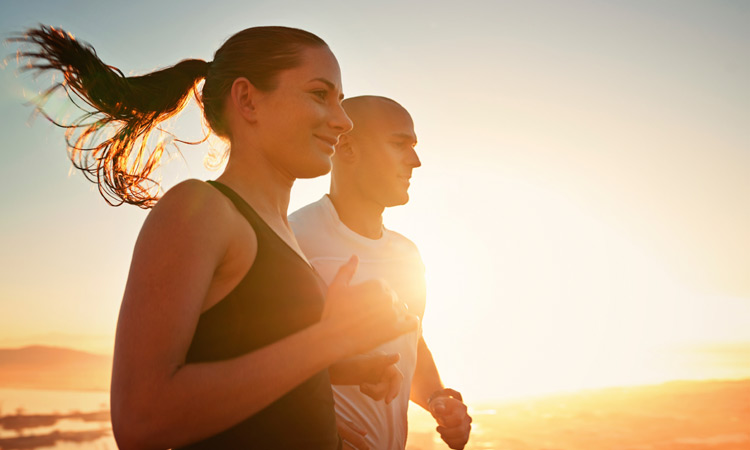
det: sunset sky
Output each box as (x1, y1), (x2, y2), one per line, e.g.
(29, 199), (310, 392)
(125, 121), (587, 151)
(1, 0), (748, 401)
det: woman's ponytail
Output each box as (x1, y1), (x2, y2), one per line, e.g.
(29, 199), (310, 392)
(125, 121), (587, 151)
(14, 25), (329, 207)
(14, 25), (208, 208)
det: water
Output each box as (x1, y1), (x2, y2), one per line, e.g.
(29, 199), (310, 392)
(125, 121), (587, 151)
(0, 388), (114, 450)
(406, 378), (750, 450)
(3, 380), (749, 450)
(0, 388), (109, 415)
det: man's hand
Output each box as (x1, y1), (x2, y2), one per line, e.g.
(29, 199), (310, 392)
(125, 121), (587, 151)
(330, 351), (404, 403)
(429, 396), (472, 450)
(337, 417), (369, 450)
(358, 353), (403, 404)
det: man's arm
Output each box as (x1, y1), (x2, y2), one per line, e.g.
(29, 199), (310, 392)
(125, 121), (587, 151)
(410, 336), (444, 409)
(411, 336), (472, 450)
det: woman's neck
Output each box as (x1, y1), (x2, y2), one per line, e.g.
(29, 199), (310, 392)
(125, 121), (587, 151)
(217, 149), (294, 222)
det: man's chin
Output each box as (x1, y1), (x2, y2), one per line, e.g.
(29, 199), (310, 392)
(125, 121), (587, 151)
(384, 193), (410, 208)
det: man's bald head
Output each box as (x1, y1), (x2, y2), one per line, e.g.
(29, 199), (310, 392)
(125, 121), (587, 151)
(340, 96), (412, 140)
(331, 95), (420, 208)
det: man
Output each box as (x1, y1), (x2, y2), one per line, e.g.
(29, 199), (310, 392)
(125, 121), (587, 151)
(290, 96), (472, 449)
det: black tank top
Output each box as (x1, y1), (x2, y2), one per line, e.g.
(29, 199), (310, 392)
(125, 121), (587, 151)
(176, 181), (341, 449)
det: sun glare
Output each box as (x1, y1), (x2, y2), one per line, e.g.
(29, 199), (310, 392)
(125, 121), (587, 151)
(387, 172), (750, 401)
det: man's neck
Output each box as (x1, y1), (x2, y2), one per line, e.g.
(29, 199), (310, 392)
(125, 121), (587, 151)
(328, 190), (385, 240)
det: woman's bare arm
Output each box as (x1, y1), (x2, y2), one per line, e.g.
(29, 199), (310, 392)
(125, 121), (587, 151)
(111, 180), (418, 449)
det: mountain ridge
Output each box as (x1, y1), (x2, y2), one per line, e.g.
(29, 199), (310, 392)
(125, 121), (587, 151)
(0, 345), (112, 391)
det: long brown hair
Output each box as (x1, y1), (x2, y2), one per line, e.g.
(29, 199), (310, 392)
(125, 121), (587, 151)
(13, 25), (327, 208)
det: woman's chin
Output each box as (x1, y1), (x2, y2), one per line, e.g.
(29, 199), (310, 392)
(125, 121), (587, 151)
(295, 159), (332, 180)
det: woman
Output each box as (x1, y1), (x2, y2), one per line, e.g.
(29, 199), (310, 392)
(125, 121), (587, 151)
(17, 25), (417, 449)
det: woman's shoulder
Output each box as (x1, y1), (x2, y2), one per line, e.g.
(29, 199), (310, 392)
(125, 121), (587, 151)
(140, 179), (247, 244)
(129, 179), (257, 280)
(159, 178), (225, 206)
(150, 179), (232, 220)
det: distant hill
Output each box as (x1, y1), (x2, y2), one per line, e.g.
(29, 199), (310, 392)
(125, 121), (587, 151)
(0, 345), (111, 391)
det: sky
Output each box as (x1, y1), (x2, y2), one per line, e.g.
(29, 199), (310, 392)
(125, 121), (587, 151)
(0, 0), (748, 401)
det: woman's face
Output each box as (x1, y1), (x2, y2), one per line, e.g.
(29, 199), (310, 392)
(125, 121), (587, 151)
(252, 45), (353, 179)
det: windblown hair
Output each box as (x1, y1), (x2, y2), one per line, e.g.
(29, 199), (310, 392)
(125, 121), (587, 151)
(13, 25), (327, 208)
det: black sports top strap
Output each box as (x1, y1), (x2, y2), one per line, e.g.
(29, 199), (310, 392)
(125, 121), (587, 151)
(176, 181), (340, 449)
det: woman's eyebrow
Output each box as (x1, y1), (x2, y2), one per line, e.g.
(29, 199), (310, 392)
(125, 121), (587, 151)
(309, 77), (335, 88)
(308, 77), (345, 100)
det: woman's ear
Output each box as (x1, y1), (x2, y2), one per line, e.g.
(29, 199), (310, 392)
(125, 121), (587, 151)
(229, 77), (258, 123)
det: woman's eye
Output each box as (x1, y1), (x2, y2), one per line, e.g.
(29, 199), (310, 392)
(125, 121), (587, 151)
(312, 90), (327, 100)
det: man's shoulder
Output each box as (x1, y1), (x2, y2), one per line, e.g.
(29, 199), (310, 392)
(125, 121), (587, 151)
(289, 197), (343, 259)
(289, 197), (328, 231)
(383, 227), (422, 257)
(383, 226), (418, 248)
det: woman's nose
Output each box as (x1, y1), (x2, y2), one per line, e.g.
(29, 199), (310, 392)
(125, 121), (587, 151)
(331, 102), (354, 134)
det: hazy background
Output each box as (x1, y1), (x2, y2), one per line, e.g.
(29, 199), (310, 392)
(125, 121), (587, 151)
(1, 0), (749, 402)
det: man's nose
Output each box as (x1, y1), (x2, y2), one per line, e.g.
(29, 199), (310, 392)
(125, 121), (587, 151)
(408, 148), (421, 168)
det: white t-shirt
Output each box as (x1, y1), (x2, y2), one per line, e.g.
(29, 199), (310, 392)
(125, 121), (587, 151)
(290, 195), (426, 450)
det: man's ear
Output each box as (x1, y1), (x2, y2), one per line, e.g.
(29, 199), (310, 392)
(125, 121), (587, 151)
(334, 134), (357, 162)
(229, 77), (259, 123)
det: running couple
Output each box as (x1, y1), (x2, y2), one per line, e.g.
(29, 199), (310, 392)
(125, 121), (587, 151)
(18, 24), (471, 449)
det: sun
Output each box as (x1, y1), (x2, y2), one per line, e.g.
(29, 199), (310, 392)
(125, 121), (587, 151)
(385, 172), (750, 401)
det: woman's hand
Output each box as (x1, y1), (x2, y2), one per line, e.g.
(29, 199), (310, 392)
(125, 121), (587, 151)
(321, 256), (419, 359)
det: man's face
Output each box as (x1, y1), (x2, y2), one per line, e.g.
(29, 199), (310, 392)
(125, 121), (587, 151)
(352, 104), (421, 208)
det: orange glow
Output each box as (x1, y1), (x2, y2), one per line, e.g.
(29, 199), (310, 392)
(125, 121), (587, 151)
(408, 379), (750, 449)
(381, 172), (750, 401)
